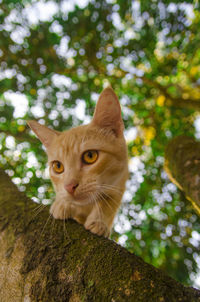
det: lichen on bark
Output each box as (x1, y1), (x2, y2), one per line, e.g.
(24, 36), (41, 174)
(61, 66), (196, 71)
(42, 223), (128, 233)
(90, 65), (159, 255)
(0, 168), (200, 301)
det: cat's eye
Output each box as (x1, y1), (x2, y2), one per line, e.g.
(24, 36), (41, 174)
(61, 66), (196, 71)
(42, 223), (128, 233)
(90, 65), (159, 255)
(52, 161), (64, 174)
(82, 150), (98, 164)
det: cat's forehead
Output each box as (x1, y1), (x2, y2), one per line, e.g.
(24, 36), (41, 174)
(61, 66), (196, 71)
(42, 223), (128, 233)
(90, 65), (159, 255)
(48, 124), (113, 159)
(58, 125), (99, 146)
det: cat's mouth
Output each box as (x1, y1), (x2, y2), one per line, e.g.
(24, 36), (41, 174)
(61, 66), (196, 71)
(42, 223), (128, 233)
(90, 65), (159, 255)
(69, 195), (95, 207)
(73, 191), (98, 203)
(74, 190), (111, 206)
(60, 190), (103, 206)
(59, 185), (112, 206)
(58, 191), (94, 204)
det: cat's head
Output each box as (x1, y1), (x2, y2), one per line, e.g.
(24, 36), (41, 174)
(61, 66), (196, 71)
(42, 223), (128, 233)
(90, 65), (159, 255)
(28, 87), (128, 206)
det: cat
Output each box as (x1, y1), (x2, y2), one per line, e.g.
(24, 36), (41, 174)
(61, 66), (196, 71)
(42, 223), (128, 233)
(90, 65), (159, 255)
(27, 87), (128, 237)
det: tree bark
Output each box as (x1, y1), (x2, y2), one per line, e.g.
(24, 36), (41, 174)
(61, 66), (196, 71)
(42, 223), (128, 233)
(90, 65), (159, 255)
(165, 136), (200, 215)
(0, 169), (199, 302)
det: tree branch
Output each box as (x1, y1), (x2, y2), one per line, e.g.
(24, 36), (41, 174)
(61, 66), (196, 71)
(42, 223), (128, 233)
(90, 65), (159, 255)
(0, 168), (199, 301)
(141, 76), (200, 111)
(165, 136), (200, 215)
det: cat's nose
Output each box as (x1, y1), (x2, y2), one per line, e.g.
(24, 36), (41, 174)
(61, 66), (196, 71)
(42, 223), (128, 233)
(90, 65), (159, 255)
(64, 181), (79, 195)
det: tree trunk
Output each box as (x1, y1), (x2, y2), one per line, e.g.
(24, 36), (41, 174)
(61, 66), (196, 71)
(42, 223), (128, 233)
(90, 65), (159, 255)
(0, 169), (199, 302)
(165, 136), (200, 215)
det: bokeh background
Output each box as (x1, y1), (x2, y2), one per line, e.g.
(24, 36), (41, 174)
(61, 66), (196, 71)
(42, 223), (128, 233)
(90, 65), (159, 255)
(0, 0), (200, 288)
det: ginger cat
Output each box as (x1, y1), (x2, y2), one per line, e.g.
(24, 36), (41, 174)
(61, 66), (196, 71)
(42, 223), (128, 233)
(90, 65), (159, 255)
(28, 87), (128, 237)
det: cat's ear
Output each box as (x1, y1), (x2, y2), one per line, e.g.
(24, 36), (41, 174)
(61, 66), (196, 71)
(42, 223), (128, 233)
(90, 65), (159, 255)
(27, 120), (60, 148)
(92, 87), (124, 136)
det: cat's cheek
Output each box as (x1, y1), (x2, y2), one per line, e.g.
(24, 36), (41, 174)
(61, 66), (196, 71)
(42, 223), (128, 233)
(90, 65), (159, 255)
(84, 220), (110, 237)
(50, 173), (60, 187)
(50, 174), (64, 194)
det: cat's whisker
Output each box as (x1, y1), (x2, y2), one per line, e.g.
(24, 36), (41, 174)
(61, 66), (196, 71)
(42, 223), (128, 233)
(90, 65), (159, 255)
(32, 203), (47, 215)
(89, 192), (97, 205)
(89, 192), (101, 221)
(98, 182), (122, 191)
(97, 192), (119, 207)
(95, 195), (103, 218)
(99, 190), (120, 207)
(96, 192), (105, 213)
(93, 193), (102, 221)
(99, 183), (122, 192)
(32, 204), (48, 220)
(40, 214), (52, 237)
(80, 181), (122, 196)
(99, 194), (112, 211)
(32, 203), (43, 212)
(51, 216), (55, 238)
(96, 202), (102, 222)
(96, 184), (122, 195)
(63, 207), (67, 239)
(94, 185), (118, 201)
(97, 191), (114, 212)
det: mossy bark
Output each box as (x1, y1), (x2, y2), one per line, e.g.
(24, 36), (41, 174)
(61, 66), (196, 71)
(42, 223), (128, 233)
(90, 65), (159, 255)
(165, 136), (200, 215)
(0, 168), (199, 302)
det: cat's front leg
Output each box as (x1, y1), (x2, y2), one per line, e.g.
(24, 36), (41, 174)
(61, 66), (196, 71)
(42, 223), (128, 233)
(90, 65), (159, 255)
(84, 207), (112, 237)
(85, 220), (110, 237)
(50, 200), (71, 220)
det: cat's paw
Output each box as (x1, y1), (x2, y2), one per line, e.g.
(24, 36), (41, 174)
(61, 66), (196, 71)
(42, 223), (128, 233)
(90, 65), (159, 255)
(84, 220), (110, 237)
(50, 201), (70, 220)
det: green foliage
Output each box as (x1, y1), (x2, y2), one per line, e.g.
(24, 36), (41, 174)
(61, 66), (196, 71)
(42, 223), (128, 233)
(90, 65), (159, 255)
(0, 0), (200, 288)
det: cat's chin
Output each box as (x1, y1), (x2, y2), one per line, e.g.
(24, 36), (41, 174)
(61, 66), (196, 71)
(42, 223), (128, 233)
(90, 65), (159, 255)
(57, 193), (93, 206)
(72, 195), (94, 206)
(72, 200), (91, 206)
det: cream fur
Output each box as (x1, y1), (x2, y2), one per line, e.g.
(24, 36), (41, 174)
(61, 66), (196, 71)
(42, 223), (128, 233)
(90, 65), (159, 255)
(28, 87), (128, 237)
